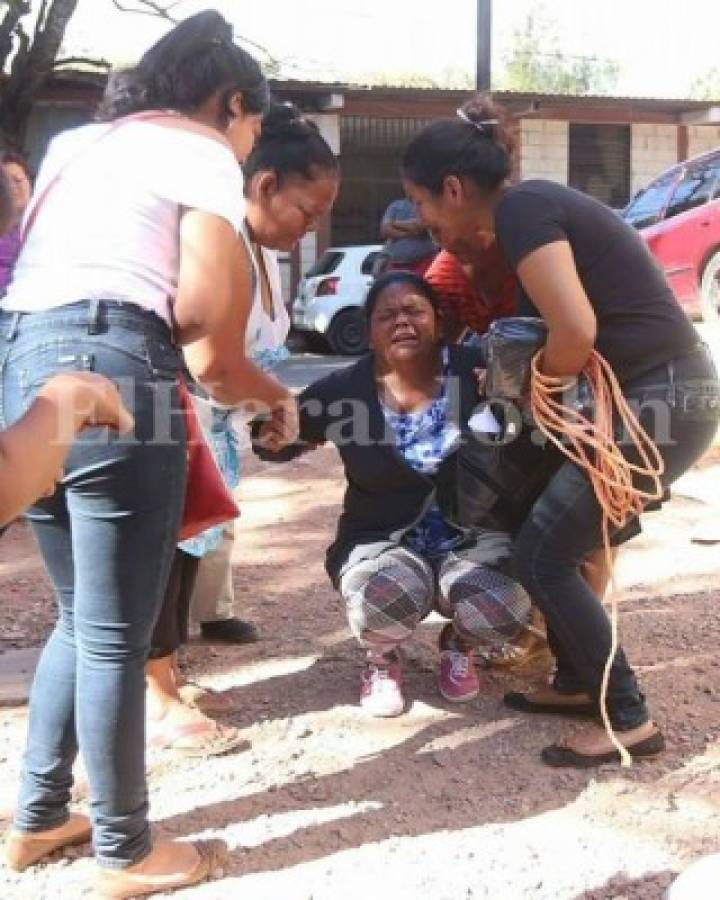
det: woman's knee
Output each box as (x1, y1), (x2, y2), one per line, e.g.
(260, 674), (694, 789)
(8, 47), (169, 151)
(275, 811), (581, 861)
(340, 549), (434, 647)
(444, 565), (531, 644)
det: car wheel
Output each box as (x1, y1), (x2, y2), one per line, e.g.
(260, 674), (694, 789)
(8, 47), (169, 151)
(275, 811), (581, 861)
(327, 309), (368, 355)
(700, 250), (720, 323)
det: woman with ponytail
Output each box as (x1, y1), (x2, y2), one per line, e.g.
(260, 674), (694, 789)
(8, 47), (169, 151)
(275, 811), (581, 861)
(401, 95), (719, 768)
(0, 11), (292, 896)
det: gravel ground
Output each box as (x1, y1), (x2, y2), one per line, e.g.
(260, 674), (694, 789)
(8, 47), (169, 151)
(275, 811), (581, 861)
(1, 445), (719, 899)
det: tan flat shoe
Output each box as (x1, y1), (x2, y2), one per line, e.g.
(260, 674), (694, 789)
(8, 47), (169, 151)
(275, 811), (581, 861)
(5, 812), (92, 872)
(504, 685), (598, 717)
(95, 838), (227, 899)
(542, 720), (665, 767)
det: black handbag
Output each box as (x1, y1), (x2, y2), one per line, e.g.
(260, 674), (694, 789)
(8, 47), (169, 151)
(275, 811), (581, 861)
(483, 316), (548, 402)
(453, 317), (558, 532)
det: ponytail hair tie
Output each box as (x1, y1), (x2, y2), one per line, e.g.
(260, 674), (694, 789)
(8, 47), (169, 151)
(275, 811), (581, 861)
(456, 108), (498, 135)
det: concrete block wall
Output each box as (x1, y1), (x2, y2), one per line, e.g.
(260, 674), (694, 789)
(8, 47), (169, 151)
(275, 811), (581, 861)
(519, 119), (569, 183)
(630, 124), (679, 194)
(308, 113), (341, 155)
(688, 125), (720, 159)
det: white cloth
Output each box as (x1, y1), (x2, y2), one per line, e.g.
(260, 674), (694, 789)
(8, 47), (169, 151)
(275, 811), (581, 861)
(3, 121), (245, 326)
(241, 225), (290, 357)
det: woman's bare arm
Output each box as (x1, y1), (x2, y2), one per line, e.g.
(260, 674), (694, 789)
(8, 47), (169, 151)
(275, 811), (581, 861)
(0, 373), (133, 526)
(515, 240), (597, 376)
(174, 210), (290, 410)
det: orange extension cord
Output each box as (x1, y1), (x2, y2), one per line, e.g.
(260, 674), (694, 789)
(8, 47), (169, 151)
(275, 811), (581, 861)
(530, 349), (665, 765)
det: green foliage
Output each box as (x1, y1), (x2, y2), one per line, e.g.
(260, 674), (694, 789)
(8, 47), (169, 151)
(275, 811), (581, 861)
(498, 4), (619, 96)
(690, 67), (720, 101)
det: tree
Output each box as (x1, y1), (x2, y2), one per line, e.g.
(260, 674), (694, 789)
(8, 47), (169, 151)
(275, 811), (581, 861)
(0, 0), (278, 150)
(690, 67), (720, 101)
(0, 0), (182, 148)
(498, 3), (619, 96)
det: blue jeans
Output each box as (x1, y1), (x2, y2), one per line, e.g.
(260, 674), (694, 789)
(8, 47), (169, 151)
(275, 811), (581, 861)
(0, 301), (186, 868)
(512, 344), (720, 730)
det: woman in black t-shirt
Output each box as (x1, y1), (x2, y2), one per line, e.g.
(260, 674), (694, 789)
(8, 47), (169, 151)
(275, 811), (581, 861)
(401, 96), (720, 768)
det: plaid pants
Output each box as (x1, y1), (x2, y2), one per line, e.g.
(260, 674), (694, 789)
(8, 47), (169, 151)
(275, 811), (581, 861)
(339, 544), (530, 654)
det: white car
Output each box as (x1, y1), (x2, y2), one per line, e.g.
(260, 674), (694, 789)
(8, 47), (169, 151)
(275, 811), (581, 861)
(291, 244), (383, 355)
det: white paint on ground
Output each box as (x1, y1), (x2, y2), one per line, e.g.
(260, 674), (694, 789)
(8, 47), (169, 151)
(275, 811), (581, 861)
(416, 718), (519, 755)
(193, 801), (383, 852)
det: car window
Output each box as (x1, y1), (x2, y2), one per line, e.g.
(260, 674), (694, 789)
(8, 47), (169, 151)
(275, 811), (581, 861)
(624, 172), (678, 229)
(707, 158), (720, 200)
(305, 251), (344, 278)
(665, 163), (720, 220)
(361, 252), (381, 275)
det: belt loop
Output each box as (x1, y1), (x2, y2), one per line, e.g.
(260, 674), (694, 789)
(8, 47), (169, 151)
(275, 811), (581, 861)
(87, 298), (101, 335)
(6, 311), (20, 341)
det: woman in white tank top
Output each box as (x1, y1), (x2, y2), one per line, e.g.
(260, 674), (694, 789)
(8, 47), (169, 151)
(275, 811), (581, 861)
(145, 102), (339, 746)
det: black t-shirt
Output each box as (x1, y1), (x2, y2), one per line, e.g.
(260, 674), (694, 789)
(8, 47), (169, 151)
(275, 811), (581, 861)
(494, 179), (699, 380)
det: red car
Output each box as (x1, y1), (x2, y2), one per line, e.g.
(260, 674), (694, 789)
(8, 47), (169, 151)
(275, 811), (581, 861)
(623, 148), (720, 321)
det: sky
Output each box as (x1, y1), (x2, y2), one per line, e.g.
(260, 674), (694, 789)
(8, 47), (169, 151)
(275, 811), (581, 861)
(56, 0), (720, 99)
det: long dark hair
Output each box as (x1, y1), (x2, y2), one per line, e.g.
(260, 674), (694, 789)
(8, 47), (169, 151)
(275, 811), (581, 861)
(98, 10), (270, 123)
(365, 271), (440, 323)
(401, 95), (516, 194)
(243, 102), (338, 191)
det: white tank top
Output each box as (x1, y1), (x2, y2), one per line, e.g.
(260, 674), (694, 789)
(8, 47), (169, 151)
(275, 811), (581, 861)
(240, 223), (290, 357)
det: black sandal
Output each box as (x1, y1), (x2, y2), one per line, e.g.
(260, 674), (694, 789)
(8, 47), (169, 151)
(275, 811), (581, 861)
(503, 690), (598, 718)
(542, 727), (665, 768)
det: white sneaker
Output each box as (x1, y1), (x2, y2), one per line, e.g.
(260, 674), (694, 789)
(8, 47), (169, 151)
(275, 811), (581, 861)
(360, 657), (404, 717)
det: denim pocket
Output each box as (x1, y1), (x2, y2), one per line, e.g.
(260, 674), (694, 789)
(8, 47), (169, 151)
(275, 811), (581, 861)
(16, 341), (97, 405)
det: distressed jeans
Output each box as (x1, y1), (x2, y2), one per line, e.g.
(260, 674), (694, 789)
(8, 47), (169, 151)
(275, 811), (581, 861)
(0, 300), (186, 868)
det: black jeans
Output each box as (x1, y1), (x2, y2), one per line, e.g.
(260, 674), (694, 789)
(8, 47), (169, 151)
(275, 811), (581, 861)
(512, 345), (719, 730)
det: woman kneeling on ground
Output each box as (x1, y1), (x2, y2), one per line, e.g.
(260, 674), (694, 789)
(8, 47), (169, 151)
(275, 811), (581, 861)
(257, 271), (532, 717)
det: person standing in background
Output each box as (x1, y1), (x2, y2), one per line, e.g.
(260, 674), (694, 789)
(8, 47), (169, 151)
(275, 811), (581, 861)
(0, 150), (32, 295)
(379, 195), (438, 276)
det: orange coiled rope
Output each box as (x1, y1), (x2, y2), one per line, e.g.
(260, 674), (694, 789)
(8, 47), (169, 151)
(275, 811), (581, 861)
(530, 349), (665, 766)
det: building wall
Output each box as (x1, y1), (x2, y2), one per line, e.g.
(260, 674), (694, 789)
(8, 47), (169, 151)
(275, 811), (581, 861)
(519, 119), (569, 183)
(630, 124), (679, 194)
(687, 125), (720, 159)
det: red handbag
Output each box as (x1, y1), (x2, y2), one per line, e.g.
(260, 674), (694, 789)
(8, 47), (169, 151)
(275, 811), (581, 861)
(176, 379), (239, 541)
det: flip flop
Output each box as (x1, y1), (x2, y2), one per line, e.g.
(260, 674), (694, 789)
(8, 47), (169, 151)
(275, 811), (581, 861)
(177, 682), (234, 714)
(148, 719), (248, 758)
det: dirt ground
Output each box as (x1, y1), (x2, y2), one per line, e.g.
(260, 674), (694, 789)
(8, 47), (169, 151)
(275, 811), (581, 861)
(1, 442), (720, 900)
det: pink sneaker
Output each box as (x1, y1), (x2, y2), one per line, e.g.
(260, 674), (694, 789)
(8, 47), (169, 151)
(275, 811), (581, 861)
(438, 637), (480, 703)
(360, 656), (405, 717)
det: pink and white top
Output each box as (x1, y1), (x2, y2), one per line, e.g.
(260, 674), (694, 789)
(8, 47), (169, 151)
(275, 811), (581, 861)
(3, 120), (245, 326)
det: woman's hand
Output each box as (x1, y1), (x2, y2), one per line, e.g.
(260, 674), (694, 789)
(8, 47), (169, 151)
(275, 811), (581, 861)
(474, 367), (487, 396)
(0, 374), (134, 526)
(257, 396), (299, 452)
(38, 372), (135, 436)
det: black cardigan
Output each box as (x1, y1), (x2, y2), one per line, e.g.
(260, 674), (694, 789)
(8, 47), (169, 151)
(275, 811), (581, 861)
(259, 345), (554, 585)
